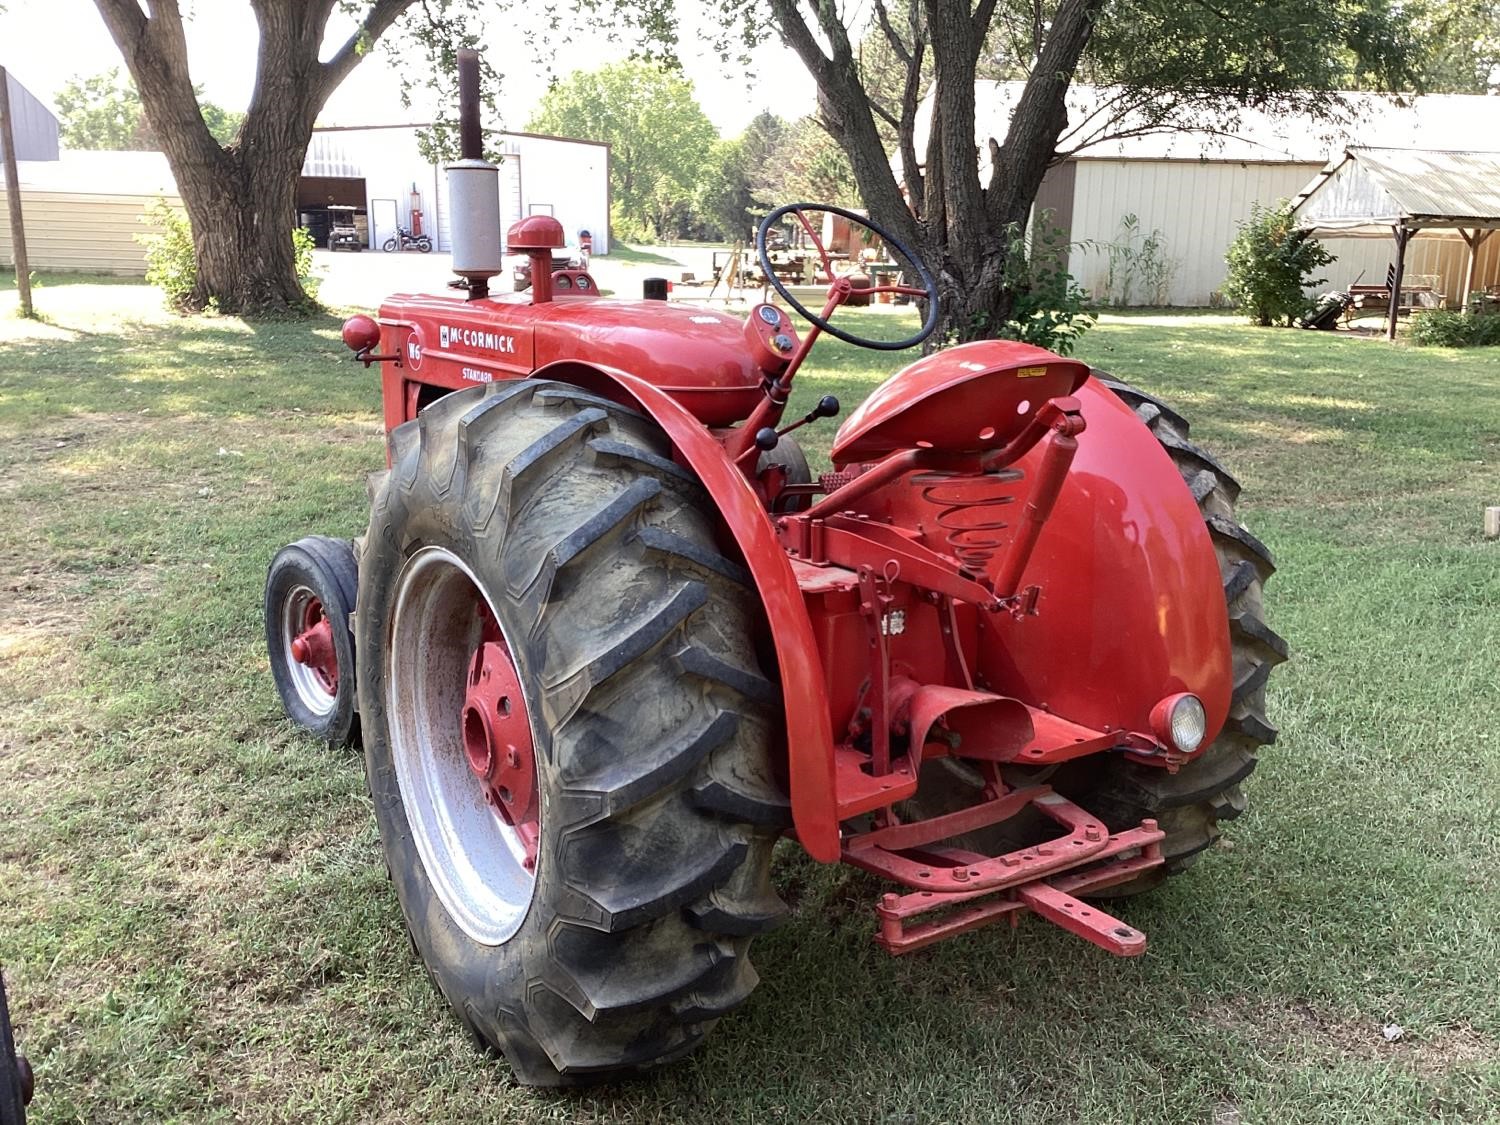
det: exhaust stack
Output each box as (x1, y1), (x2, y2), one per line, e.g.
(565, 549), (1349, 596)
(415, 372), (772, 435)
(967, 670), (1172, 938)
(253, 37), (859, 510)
(447, 48), (501, 300)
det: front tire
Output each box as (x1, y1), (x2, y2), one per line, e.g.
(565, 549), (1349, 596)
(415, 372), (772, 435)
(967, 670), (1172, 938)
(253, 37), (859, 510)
(382, 237), (397, 253)
(265, 536), (360, 747)
(357, 382), (787, 1085)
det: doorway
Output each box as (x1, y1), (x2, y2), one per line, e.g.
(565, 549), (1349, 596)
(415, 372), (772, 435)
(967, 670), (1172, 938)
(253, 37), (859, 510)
(370, 198), (399, 251)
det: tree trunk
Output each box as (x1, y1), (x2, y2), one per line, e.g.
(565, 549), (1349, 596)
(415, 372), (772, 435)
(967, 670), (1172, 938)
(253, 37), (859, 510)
(174, 139), (308, 312)
(93, 0), (413, 316)
(771, 0), (1104, 348)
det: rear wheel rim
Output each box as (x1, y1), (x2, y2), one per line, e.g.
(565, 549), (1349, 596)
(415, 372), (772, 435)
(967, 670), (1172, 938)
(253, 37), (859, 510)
(389, 546), (539, 946)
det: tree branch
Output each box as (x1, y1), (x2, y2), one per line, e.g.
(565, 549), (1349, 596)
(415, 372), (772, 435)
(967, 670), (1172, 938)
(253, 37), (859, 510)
(93, 0), (148, 55)
(767, 0), (920, 250)
(872, 0), (912, 65)
(985, 0), (1105, 226)
(94, 0), (223, 167)
(319, 0), (414, 103)
(971, 0), (1001, 42)
(769, 0), (834, 84)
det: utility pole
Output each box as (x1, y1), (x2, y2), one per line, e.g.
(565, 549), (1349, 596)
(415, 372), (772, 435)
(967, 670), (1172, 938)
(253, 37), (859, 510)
(0, 66), (35, 319)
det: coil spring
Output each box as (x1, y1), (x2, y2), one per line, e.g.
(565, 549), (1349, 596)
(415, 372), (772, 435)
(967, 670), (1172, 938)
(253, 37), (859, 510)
(914, 469), (1023, 571)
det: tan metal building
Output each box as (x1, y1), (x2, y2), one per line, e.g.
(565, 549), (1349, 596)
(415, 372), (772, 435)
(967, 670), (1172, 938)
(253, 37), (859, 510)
(0, 151), (179, 275)
(920, 83), (1500, 307)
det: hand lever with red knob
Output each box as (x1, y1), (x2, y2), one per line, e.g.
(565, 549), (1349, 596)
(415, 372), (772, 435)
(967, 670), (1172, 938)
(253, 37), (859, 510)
(777, 395), (840, 438)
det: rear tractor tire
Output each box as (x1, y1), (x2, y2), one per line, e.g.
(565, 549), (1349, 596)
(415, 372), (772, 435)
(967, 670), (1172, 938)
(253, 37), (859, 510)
(265, 536), (360, 748)
(1060, 375), (1288, 893)
(356, 381), (788, 1085)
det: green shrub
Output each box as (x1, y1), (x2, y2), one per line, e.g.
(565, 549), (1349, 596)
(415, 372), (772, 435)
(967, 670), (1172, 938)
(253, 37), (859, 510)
(137, 198), (321, 311)
(292, 225), (320, 303)
(1409, 308), (1500, 347)
(137, 197), (196, 310)
(1223, 201), (1335, 327)
(949, 219), (1095, 354)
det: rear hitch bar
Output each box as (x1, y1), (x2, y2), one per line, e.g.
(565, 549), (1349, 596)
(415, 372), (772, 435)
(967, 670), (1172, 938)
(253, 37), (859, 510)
(843, 788), (1166, 955)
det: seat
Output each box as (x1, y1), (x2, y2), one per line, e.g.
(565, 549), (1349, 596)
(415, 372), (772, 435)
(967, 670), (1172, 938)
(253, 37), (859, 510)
(831, 340), (1089, 464)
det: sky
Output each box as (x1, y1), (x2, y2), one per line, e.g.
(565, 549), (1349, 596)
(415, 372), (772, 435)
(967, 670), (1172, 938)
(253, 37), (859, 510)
(0, 0), (819, 138)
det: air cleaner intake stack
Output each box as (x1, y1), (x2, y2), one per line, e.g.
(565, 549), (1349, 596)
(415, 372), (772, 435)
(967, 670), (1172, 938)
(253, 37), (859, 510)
(447, 48), (501, 300)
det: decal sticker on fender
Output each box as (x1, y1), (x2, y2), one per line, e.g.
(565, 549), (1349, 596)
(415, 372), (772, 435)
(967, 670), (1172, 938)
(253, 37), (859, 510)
(1017, 365), (1048, 378)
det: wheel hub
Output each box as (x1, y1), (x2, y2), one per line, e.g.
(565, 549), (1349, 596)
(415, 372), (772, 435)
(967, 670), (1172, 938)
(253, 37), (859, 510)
(462, 628), (539, 870)
(289, 597), (338, 696)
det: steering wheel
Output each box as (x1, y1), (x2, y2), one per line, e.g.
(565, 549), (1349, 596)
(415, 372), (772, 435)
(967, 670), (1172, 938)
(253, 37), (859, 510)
(757, 202), (940, 352)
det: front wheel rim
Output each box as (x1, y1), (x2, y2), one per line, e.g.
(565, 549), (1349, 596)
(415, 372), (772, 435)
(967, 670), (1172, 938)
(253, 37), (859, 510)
(388, 546), (539, 946)
(281, 584), (339, 716)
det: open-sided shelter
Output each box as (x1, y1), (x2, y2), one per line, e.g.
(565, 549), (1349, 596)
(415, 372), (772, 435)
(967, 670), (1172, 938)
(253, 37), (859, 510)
(1292, 147), (1500, 338)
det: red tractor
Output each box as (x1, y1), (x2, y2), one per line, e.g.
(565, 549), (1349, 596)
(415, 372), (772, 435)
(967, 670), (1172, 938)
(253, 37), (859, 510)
(264, 52), (1283, 1087)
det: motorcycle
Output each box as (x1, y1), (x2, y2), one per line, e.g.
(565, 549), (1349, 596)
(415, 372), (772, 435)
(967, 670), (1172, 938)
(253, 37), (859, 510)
(382, 226), (432, 253)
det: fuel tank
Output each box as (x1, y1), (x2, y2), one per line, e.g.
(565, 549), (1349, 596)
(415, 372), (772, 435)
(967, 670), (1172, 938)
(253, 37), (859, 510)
(376, 292), (773, 426)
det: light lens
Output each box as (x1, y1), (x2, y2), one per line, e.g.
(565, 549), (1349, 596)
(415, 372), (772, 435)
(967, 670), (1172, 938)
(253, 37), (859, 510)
(1167, 694), (1207, 753)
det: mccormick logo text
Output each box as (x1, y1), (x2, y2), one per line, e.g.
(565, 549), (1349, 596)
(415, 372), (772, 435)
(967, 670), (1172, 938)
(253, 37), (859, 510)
(439, 324), (518, 354)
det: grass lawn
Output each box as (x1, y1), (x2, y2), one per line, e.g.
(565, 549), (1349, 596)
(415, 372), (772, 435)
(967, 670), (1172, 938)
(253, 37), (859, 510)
(597, 243), (686, 267)
(1, 275), (1497, 1122)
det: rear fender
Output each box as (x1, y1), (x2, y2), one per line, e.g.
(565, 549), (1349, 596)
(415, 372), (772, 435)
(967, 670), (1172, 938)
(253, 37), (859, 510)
(978, 377), (1233, 743)
(531, 361), (841, 861)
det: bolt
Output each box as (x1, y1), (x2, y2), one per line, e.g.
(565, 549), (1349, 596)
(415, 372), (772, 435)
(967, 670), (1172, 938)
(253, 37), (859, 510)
(951, 868), (970, 883)
(506, 745), (521, 769)
(881, 893), (900, 910)
(1001, 854), (1020, 867)
(1142, 818), (1159, 832)
(290, 636), (310, 663)
(1085, 825), (1103, 842)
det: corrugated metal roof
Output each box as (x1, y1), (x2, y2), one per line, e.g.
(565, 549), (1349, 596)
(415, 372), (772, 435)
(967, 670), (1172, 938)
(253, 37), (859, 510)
(1352, 147), (1500, 221)
(1293, 147), (1500, 234)
(939, 83), (1500, 166)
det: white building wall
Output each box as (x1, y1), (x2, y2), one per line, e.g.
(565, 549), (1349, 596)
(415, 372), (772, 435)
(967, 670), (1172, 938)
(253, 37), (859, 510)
(1065, 157), (1500, 307)
(304, 128), (445, 249)
(508, 133), (610, 255)
(1067, 159), (1318, 306)
(304, 127), (608, 256)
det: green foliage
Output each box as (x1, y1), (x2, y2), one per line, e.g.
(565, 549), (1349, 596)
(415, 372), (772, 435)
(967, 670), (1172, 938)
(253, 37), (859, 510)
(137, 199), (197, 310)
(1080, 0), (1421, 112)
(1100, 214), (1176, 307)
(1223, 201), (1336, 327)
(54, 68), (243, 150)
(1401, 0), (1500, 94)
(292, 226), (320, 303)
(529, 61), (717, 241)
(137, 199), (319, 312)
(764, 116), (861, 209)
(947, 221), (1095, 354)
(1409, 308), (1500, 346)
